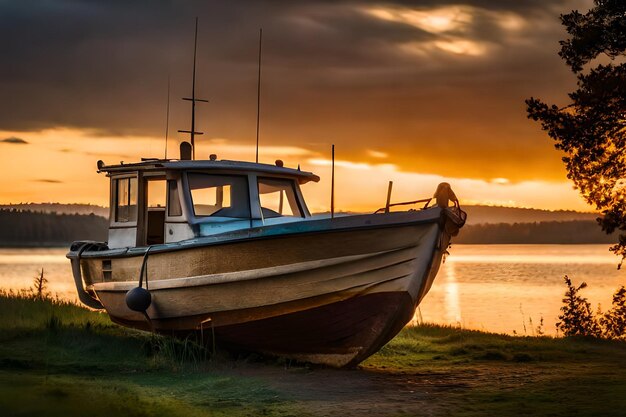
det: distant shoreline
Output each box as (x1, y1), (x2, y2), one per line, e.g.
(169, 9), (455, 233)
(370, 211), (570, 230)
(0, 207), (614, 246)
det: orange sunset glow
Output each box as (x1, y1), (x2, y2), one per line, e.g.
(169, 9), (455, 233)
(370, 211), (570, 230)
(0, 127), (589, 212)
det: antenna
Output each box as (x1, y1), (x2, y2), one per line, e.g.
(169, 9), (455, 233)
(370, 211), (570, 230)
(178, 17), (208, 160)
(164, 74), (170, 159)
(255, 28), (263, 164)
(331, 144), (335, 219)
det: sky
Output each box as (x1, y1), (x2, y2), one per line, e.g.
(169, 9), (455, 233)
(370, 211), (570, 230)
(0, 0), (596, 212)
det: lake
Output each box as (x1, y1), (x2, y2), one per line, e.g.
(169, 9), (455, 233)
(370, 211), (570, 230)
(0, 244), (623, 335)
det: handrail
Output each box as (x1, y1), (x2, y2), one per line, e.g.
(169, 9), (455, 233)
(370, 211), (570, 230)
(374, 198), (432, 214)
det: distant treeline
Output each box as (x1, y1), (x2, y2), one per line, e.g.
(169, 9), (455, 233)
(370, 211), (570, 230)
(0, 209), (107, 247)
(0, 203), (108, 217)
(462, 205), (596, 225)
(455, 220), (614, 244)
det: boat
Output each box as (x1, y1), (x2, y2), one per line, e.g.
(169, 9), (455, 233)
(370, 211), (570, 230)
(67, 22), (466, 367)
(67, 150), (465, 367)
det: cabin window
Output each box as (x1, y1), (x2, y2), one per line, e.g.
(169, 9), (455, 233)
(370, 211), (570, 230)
(258, 178), (303, 218)
(145, 179), (166, 245)
(115, 177), (138, 223)
(188, 173), (250, 218)
(167, 180), (182, 217)
(147, 180), (166, 208)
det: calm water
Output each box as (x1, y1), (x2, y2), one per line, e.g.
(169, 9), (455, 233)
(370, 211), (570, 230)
(0, 245), (623, 335)
(420, 244), (624, 335)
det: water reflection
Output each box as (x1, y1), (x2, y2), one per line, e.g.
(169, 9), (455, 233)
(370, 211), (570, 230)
(442, 260), (462, 325)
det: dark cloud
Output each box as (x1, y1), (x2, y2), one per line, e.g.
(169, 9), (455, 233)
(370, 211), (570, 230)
(35, 179), (62, 184)
(1, 137), (28, 144)
(0, 0), (594, 181)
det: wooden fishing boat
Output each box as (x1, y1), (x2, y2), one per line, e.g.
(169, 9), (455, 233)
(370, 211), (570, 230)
(67, 21), (465, 367)
(68, 152), (465, 367)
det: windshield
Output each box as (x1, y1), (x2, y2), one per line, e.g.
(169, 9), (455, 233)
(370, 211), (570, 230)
(258, 177), (303, 218)
(188, 173), (250, 218)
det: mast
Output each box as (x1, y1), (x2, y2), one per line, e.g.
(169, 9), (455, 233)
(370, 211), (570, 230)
(164, 74), (170, 159)
(256, 28), (263, 164)
(178, 17), (208, 160)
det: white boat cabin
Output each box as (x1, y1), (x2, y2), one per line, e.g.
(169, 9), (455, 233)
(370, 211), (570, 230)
(98, 157), (320, 249)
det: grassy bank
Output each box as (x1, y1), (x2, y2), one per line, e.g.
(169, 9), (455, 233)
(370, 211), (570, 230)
(1, 293), (625, 417)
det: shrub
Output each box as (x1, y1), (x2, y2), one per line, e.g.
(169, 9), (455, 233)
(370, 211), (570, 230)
(557, 276), (626, 340)
(556, 276), (602, 337)
(599, 286), (626, 340)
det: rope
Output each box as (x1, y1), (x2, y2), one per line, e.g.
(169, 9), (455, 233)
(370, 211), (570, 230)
(138, 246), (153, 290)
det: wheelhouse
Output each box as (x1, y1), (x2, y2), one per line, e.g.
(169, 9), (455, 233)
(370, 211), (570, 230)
(99, 159), (320, 249)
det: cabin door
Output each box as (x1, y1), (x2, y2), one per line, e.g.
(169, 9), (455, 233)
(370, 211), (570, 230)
(142, 178), (167, 246)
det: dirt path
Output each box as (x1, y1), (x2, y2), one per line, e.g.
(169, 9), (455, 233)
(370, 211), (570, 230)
(218, 362), (543, 416)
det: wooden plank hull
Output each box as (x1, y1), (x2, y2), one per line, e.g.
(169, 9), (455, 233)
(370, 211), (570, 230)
(213, 291), (415, 367)
(70, 210), (461, 367)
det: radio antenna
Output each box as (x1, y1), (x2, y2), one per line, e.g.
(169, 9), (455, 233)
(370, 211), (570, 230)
(255, 28), (263, 164)
(178, 17), (208, 160)
(164, 74), (170, 159)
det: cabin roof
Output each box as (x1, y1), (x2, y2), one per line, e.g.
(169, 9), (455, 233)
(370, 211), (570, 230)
(97, 158), (320, 184)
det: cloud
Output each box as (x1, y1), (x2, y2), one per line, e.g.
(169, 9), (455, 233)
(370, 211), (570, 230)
(0, 0), (594, 183)
(365, 6), (474, 34)
(34, 179), (62, 184)
(1, 137), (28, 144)
(367, 149), (388, 159)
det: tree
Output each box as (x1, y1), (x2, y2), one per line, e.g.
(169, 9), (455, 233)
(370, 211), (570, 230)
(526, 0), (626, 267)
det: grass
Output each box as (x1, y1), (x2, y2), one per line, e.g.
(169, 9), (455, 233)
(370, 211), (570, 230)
(1, 292), (625, 416)
(363, 325), (626, 416)
(0, 293), (299, 416)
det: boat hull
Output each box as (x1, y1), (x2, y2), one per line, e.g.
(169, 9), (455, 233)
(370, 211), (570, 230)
(69, 209), (462, 367)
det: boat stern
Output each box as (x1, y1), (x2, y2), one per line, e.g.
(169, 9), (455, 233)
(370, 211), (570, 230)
(67, 241), (109, 309)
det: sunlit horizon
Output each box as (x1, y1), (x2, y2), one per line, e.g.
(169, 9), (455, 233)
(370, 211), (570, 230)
(0, 127), (593, 213)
